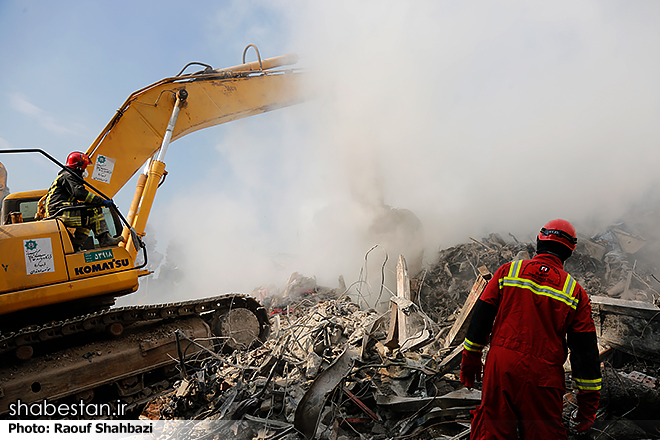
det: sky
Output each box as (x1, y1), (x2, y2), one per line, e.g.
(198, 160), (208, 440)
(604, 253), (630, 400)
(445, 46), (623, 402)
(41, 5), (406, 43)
(2, 1), (660, 307)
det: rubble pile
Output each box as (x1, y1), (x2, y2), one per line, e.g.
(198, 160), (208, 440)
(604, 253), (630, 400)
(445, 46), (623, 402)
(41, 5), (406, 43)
(416, 227), (660, 327)
(141, 226), (660, 439)
(413, 233), (535, 328)
(141, 289), (479, 440)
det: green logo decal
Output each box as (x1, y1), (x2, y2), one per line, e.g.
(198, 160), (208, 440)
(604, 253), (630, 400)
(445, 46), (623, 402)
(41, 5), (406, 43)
(98, 155), (106, 164)
(84, 249), (114, 263)
(25, 240), (37, 251)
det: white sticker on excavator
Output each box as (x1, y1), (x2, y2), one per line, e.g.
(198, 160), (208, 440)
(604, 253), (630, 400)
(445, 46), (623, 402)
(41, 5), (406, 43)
(24, 238), (55, 275)
(91, 154), (115, 184)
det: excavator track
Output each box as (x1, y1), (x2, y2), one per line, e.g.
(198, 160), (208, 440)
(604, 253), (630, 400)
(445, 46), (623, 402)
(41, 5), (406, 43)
(0, 294), (270, 418)
(0, 294), (269, 358)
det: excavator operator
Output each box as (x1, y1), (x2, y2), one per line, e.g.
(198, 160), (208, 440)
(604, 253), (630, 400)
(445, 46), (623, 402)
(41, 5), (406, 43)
(460, 219), (602, 439)
(45, 151), (124, 251)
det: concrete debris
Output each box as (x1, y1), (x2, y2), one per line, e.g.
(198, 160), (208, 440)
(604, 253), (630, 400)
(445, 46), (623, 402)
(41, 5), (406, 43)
(591, 295), (660, 362)
(141, 227), (660, 439)
(140, 282), (469, 439)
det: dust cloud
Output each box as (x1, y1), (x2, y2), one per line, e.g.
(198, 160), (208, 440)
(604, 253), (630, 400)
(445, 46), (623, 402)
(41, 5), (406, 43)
(123, 2), (660, 308)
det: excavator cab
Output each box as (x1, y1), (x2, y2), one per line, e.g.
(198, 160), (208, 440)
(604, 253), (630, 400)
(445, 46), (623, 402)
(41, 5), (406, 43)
(0, 187), (142, 322)
(1, 190), (123, 251)
(1, 190), (44, 225)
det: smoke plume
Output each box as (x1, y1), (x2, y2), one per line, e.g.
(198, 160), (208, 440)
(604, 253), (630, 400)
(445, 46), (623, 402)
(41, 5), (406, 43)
(123, 1), (660, 307)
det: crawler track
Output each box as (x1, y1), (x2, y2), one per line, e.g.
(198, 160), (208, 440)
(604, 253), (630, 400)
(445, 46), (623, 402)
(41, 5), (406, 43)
(0, 294), (269, 358)
(0, 294), (270, 418)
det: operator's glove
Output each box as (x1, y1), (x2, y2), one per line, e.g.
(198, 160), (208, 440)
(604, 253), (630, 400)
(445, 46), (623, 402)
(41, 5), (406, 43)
(101, 198), (114, 208)
(460, 349), (482, 389)
(574, 390), (600, 433)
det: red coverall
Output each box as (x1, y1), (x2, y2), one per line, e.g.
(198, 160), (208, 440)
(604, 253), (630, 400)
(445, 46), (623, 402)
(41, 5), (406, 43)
(464, 253), (601, 439)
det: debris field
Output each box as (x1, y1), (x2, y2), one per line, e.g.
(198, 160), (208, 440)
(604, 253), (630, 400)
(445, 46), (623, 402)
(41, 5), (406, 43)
(140, 224), (660, 440)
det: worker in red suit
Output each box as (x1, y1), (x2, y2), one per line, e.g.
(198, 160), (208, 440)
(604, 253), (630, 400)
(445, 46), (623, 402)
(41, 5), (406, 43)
(460, 219), (601, 439)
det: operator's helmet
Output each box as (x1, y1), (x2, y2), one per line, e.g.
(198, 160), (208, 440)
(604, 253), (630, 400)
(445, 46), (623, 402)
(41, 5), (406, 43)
(66, 151), (92, 171)
(537, 219), (577, 251)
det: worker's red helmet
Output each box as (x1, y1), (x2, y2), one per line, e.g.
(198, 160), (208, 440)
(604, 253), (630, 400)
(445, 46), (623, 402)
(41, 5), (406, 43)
(537, 219), (577, 251)
(66, 151), (91, 171)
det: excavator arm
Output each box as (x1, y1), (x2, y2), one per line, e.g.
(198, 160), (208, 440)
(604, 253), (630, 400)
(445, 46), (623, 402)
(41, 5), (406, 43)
(85, 52), (304, 198)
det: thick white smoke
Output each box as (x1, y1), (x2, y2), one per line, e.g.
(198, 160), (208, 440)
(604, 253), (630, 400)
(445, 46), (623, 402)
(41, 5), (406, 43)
(124, 1), (660, 307)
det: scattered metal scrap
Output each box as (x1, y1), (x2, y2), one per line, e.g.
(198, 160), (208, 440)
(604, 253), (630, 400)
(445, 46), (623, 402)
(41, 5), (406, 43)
(140, 225), (660, 439)
(294, 346), (360, 439)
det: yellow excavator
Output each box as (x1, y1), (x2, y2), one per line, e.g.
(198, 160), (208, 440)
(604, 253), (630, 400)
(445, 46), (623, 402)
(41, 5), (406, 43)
(0, 46), (304, 417)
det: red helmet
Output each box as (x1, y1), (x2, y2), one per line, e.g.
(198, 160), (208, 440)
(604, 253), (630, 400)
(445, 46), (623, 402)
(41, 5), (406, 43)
(537, 219), (577, 251)
(66, 151), (91, 171)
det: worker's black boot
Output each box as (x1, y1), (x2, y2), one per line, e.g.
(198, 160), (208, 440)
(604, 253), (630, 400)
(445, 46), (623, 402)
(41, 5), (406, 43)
(97, 232), (124, 247)
(72, 230), (90, 252)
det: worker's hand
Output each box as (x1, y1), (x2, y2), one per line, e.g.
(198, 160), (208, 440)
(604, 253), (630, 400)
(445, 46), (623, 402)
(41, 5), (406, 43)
(101, 198), (114, 208)
(460, 349), (482, 389)
(574, 390), (600, 433)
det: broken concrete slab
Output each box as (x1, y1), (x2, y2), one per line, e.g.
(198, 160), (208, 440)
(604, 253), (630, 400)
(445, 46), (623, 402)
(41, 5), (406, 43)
(612, 228), (646, 255)
(591, 295), (660, 361)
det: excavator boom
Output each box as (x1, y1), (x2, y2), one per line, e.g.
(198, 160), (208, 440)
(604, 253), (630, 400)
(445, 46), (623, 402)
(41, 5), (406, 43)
(85, 53), (304, 198)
